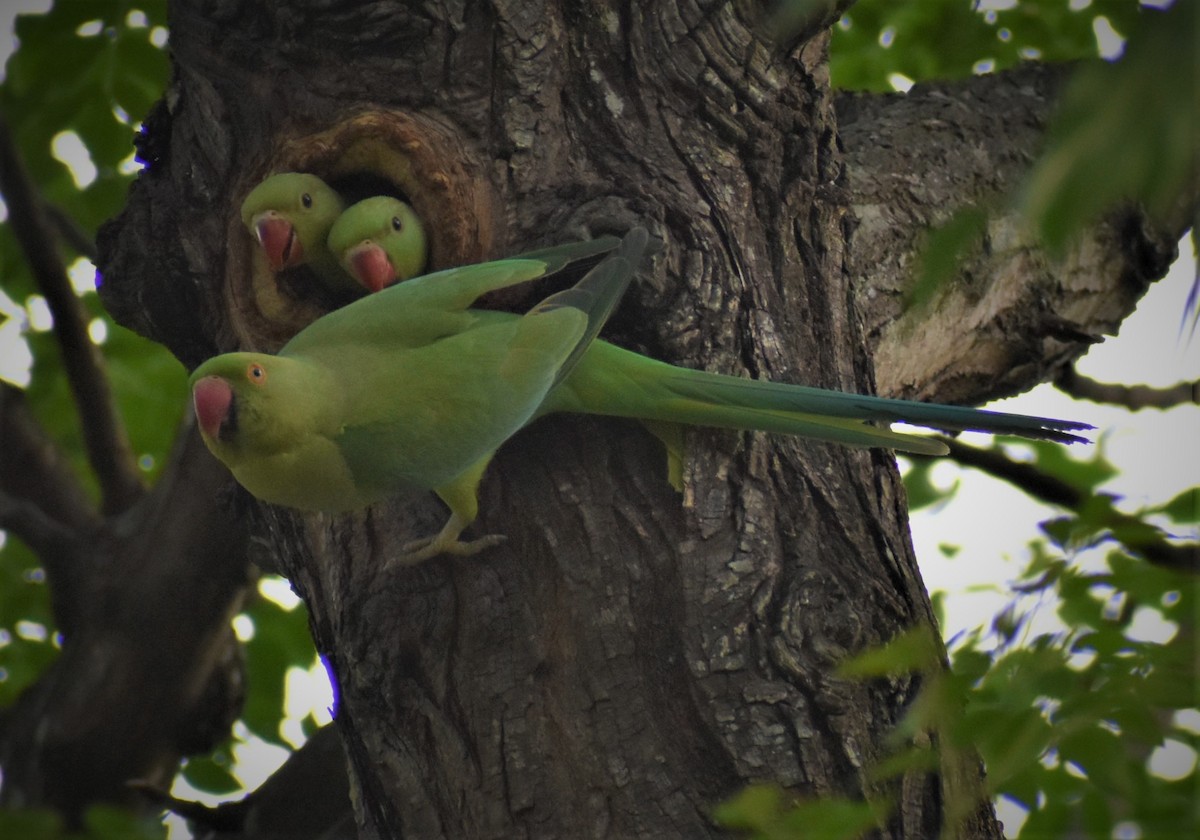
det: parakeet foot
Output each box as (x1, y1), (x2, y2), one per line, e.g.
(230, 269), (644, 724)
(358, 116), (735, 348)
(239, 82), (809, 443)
(388, 511), (507, 567)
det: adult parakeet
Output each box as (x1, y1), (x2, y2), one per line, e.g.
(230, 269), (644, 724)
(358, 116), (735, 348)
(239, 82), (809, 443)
(192, 229), (632, 562)
(327, 196), (428, 292)
(240, 173), (357, 294)
(191, 226), (1090, 564)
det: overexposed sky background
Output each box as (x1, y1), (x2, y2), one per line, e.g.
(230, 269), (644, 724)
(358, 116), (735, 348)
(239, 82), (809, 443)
(909, 238), (1198, 642)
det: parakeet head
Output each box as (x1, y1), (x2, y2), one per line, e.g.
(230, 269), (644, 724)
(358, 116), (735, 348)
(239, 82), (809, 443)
(190, 352), (325, 463)
(240, 173), (346, 271)
(327, 196), (428, 293)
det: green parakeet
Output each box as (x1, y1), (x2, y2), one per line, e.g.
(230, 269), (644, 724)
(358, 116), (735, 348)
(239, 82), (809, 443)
(240, 173), (357, 294)
(327, 196), (428, 292)
(191, 226), (1090, 564)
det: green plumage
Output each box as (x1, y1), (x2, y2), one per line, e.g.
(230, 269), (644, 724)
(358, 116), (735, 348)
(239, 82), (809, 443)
(240, 173), (356, 293)
(191, 225), (1090, 563)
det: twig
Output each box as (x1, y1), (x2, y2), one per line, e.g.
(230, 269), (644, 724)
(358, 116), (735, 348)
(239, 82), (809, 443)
(44, 202), (98, 262)
(0, 113), (144, 515)
(1055, 366), (1200, 411)
(924, 437), (1199, 574)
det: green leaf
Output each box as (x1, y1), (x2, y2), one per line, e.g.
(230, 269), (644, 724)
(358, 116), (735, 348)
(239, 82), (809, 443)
(714, 784), (785, 832)
(775, 798), (884, 840)
(180, 749), (241, 796)
(82, 804), (167, 840)
(0, 536), (60, 707)
(1059, 726), (1133, 797)
(240, 587), (318, 748)
(1158, 488), (1200, 524)
(837, 625), (941, 679)
(714, 783), (884, 840)
(830, 0), (1110, 92)
(901, 456), (960, 511)
(1021, 2), (1198, 251)
(1021, 437), (1118, 494)
(907, 207), (988, 311)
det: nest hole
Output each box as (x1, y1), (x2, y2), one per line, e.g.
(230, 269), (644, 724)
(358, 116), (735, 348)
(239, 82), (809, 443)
(224, 109), (497, 351)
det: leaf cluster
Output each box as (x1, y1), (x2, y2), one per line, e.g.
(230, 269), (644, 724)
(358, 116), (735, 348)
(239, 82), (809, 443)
(830, 0), (1140, 92)
(0, 0), (179, 709)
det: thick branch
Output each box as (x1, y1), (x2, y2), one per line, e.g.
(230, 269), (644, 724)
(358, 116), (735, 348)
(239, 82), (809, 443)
(1055, 366), (1200, 411)
(838, 63), (1191, 405)
(0, 381), (99, 632)
(0, 491), (78, 573)
(0, 421), (253, 822)
(133, 724), (352, 839)
(0, 381), (98, 531)
(0, 114), (144, 515)
(931, 437), (1199, 574)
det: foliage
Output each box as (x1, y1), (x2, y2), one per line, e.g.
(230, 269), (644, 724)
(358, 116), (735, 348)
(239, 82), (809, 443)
(177, 583), (325, 796)
(0, 0), (179, 709)
(829, 0), (1140, 92)
(1018, 1), (1197, 252)
(0, 803), (165, 840)
(1, 0), (168, 299)
(714, 785), (884, 840)
(847, 521), (1196, 838)
(0, 0), (320, 817)
(834, 0), (1197, 288)
(723, 441), (1198, 838)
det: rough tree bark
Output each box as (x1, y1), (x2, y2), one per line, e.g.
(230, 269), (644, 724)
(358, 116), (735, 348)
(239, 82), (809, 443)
(74, 1), (1186, 838)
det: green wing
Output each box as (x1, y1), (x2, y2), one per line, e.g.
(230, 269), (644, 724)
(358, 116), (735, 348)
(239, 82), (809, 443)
(282, 238), (630, 358)
(321, 230), (648, 496)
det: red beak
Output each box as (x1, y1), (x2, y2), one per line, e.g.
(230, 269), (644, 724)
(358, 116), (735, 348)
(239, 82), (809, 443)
(346, 242), (397, 293)
(254, 213), (302, 271)
(193, 376), (233, 440)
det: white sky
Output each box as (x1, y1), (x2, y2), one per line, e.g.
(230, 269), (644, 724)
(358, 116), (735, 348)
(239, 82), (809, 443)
(911, 237), (1198, 642)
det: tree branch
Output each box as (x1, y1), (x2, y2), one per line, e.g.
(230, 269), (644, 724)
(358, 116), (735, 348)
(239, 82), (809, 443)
(0, 489), (89, 634)
(0, 382), (98, 530)
(0, 113), (144, 515)
(928, 437), (1199, 574)
(0, 382), (100, 633)
(1055, 366), (1200, 411)
(44, 203), (99, 263)
(838, 63), (1193, 406)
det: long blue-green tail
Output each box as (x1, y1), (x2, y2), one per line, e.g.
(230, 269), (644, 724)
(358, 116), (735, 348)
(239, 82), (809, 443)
(551, 342), (1092, 457)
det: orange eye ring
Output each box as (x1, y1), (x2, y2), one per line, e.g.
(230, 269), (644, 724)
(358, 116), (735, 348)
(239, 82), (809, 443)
(246, 362), (268, 385)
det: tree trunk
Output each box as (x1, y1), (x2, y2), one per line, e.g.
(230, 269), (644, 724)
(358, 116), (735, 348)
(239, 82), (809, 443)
(93, 2), (1182, 838)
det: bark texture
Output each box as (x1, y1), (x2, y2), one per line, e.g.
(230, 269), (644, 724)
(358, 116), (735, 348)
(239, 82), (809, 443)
(836, 63), (1184, 403)
(0, 406), (251, 822)
(88, 2), (1187, 839)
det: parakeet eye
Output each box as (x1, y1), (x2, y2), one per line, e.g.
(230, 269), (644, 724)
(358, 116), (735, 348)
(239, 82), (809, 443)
(246, 363), (268, 385)
(301, 193), (313, 209)
(391, 216), (403, 232)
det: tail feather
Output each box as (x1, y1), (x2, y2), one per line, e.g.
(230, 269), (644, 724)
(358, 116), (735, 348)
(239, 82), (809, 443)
(551, 327), (1092, 456)
(661, 371), (1093, 444)
(535, 228), (650, 390)
(646, 394), (951, 455)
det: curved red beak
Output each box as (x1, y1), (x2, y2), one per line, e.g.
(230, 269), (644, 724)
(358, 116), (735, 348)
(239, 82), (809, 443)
(345, 242), (397, 293)
(253, 212), (302, 271)
(193, 376), (233, 440)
